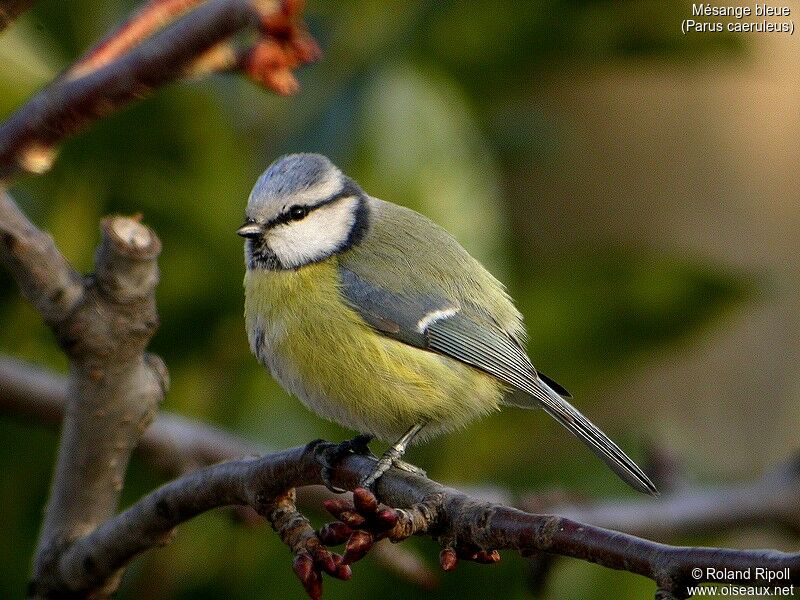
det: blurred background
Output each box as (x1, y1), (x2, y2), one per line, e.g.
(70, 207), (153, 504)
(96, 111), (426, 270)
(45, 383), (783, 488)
(1, 1), (798, 598)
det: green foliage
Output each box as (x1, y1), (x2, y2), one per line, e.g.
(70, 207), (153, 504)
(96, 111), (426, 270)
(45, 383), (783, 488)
(518, 249), (753, 387)
(0, 1), (755, 598)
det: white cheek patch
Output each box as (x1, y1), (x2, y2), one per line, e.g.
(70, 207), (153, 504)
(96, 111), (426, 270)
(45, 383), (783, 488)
(417, 307), (459, 332)
(268, 196), (359, 268)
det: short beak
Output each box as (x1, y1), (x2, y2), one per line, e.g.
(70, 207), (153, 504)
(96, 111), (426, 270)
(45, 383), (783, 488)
(237, 222), (262, 239)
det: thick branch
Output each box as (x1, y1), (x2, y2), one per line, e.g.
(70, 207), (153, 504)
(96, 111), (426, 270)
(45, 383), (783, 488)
(0, 191), (167, 599)
(22, 216), (166, 598)
(45, 446), (800, 598)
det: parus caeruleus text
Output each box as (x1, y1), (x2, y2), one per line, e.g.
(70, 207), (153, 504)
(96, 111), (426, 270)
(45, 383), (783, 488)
(239, 153), (657, 495)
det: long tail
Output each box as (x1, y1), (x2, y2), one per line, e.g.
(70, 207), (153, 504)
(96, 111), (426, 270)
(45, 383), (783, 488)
(511, 378), (659, 496)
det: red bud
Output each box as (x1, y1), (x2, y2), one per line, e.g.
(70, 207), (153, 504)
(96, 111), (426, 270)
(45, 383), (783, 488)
(335, 563), (353, 580)
(292, 553), (322, 599)
(338, 510), (367, 527)
(318, 522), (353, 546)
(323, 498), (352, 518)
(343, 530), (374, 564)
(374, 509), (398, 531)
(440, 548), (458, 572)
(353, 487), (378, 513)
(312, 547), (337, 576)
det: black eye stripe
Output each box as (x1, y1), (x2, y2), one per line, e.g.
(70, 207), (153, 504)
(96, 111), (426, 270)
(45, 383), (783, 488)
(264, 178), (364, 228)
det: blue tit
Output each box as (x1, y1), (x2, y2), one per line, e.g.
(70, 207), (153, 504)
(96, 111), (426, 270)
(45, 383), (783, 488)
(238, 153), (657, 495)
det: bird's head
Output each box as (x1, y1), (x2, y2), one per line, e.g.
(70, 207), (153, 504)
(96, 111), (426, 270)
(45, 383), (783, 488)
(238, 153), (369, 270)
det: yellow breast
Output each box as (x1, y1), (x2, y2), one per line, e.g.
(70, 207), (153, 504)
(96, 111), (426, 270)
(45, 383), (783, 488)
(244, 259), (505, 442)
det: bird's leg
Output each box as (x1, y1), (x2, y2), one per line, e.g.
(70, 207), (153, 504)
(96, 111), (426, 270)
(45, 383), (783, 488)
(314, 434), (374, 493)
(360, 424), (426, 489)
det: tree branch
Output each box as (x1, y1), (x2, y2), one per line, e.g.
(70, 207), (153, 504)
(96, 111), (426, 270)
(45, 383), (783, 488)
(0, 205), (168, 598)
(0, 355), (441, 589)
(38, 445), (800, 599)
(0, 0), (318, 181)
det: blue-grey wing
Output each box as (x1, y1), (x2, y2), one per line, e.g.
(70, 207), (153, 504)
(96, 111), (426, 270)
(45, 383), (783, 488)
(339, 266), (555, 393)
(338, 265), (657, 496)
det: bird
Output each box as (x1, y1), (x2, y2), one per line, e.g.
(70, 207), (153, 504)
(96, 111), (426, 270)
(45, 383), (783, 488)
(238, 153), (657, 496)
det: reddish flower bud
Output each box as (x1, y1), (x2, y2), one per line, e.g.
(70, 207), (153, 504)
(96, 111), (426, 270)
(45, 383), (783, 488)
(440, 547), (458, 572)
(353, 487), (378, 513)
(322, 498), (352, 518)
(343, 530), (374, 564)
(335, 563), (353, 580)
(338, 510), (367, 527)
(317, 522), (353, 546)
(312, 547), (337, 576)
(374, 509), (398, 531)
(292, 553), (322, 599)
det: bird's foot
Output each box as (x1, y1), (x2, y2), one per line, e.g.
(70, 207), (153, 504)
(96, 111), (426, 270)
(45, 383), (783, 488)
(313, 435), (374, 493)
(359, 450), (426, 489)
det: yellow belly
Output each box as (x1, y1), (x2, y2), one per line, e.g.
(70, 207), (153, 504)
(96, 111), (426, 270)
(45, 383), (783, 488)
(244, 259), (505, 442)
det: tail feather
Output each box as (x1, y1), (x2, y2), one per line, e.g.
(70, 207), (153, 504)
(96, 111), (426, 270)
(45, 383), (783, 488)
(514, 378), (659, 496)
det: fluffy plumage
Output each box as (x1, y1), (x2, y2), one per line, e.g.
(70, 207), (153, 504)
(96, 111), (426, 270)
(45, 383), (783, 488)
(241, 153), (657, 495)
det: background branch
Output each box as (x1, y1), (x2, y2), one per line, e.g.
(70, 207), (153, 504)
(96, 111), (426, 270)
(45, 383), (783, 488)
(0, 354), (261, 472)
(521, 456), (800, 541)
(0, 0), (318, 181)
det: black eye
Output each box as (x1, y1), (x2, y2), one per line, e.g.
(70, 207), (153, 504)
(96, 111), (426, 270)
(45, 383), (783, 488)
(288, 205), (308, 221)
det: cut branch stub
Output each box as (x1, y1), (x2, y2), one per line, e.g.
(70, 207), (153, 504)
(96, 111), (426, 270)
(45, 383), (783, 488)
(30, 214), (167, 599)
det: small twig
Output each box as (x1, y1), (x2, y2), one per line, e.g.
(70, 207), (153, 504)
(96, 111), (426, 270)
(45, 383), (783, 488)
(0, 192), (84, 326)
(265, 489), (351, 599)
